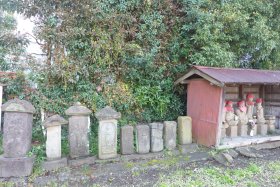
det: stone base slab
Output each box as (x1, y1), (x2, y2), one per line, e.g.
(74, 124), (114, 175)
(0, 155), (35, 177)
(257, 124), (267, 135)
(178, 143), (198, 154)
(268, 124), (275, 133)
(68, 156), (96, 167)
(226, 126), (238, 138)
(238, 125), (248, 136)
(42, 157), (67, 171)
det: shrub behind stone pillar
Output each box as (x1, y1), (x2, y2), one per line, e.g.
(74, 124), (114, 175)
(0, 98), (35, 177)
(178, 116), (192, 145)
(42, 115), (68, 171)
(66, 102), (92, 159)
(95, 106), (121, 159)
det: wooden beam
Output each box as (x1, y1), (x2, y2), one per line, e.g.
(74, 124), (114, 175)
(215, 88), (225, 147)
(239, 85), (243, 100)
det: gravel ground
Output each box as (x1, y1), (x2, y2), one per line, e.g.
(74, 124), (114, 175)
(1, 147), (280, 186)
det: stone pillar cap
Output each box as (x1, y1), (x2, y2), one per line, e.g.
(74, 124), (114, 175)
(43, 114), (68, 128)
(1, 98), (35, 114)
(65, 102), (92, 116)
(95, 106), (121, 121)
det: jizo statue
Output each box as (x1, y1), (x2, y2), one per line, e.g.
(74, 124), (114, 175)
(235, 100), (249, 126)
(256, 98), (265, 124)
(223, 101), (239, 127)
(246, 93), (255, 120)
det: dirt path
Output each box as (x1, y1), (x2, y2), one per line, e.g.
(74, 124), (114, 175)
(1, 147), (280, 186)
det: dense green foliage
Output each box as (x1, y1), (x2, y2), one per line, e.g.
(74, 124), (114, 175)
(0, 12), (28, 71)
(2, 0), (280, 124)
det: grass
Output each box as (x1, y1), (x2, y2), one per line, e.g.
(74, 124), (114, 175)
(156, 161), (280, 187)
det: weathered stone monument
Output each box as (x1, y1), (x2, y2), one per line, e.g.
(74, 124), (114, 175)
(135, 124), (150, 154)
(150, 122), (163, 152)
(177, 116), (192, 144)
(163, 121), (177, 150)
(0, 99), (35, 177)
(120, 125), (134, 155)
(95, 106), (121, 159)
(41, 115), (68, 171)
(66, 102), (94, 165)
(265, 115), (276, 133)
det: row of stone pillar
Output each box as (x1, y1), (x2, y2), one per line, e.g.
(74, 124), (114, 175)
(0, 98), (193, 177)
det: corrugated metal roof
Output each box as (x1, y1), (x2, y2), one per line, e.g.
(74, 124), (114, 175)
(175, 66), (280, 86)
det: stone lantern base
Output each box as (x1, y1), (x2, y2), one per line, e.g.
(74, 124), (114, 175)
(226, 126), (238, 138)
(0, 155), (35, 177)
(257, 124), (267, 135)
(238, 125), (248, 136)
(42, 157), (68, 171)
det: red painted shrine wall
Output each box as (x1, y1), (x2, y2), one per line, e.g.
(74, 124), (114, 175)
(187, 79), (223, 147)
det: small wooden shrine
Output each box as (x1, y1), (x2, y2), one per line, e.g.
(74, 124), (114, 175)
(175, 66), (280, 148)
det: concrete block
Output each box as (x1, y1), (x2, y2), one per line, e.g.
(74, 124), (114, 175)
(226, 126), (238, 137)
(258, 124), (267, 135)
(120, 126), (134, 155)
(177, 116), (192, 145)
(150, 123), (163, 152)
(163, 121), (177, 150)
(0, 155), (35, 177)
(68, 156), (96, 167)
(42, 157), (67, 171)
(135, 125), (150, 154)
(238, 125), (248, 136)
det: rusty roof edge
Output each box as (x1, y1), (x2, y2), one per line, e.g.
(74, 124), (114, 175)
(174, 66), (224, 87)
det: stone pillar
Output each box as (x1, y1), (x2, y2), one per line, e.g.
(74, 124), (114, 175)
(135, 125), (150, 154)
(163, 121), (177, 150)
(95, 106), (121, 159)
(265, 115), (276, 133)
(66, 102), (92, 159)
(177, 116), (192, 144)
(120, 126), (134, 155)
(150, 122), (163, 152)
(0, 99), (35, 177)
(41, 115), (68, 171)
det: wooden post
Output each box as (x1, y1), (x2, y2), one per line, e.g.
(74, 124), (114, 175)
(215, 87), (225, 147)
(0, 85), (3, 131)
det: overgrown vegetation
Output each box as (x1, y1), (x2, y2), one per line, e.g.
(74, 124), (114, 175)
(1, 0), (280, 157)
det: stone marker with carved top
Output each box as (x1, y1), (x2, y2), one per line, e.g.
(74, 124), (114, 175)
(41, 115), (68, 171)
(95, 106), (121, 159)
(66, 102), (92, 159)
(0, 98), (35, 177)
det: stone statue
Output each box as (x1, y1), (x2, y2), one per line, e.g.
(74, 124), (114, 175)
(256, 98), (265, 124)
(223, 101), (238, 137)
(246, 93), (255, 120)
(235, 100), (249, 136)
(236, 100), (248, 126)
(224, 101), (238, 126)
